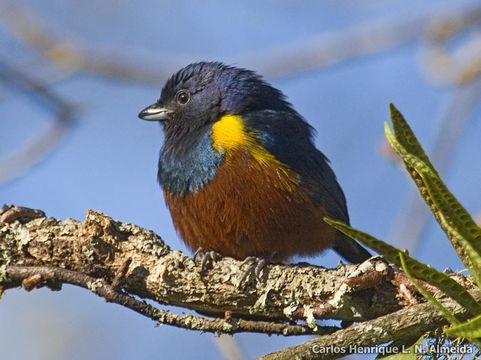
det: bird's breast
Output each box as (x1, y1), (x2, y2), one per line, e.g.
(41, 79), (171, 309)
(163, 147), (337, 260)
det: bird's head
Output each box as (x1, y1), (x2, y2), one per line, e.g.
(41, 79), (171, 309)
(138, 62), (293, 139)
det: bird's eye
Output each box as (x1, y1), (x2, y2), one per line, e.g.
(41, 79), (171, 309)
(176, 90), (191, 105)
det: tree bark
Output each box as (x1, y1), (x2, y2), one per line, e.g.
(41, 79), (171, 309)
(0, 205), (473, 358)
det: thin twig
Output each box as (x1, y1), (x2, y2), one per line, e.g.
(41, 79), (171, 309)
(3, 265), (334, 336)
(111, 257), (132, 291)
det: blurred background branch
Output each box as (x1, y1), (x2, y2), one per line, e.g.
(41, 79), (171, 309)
(1, 2), (481, 192)
(2, 2), (481, 84)
(0, 1), (479, 193)
(0, 59), (76, 186)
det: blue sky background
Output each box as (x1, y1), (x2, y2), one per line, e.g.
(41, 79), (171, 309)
(2, 1), (481, 359)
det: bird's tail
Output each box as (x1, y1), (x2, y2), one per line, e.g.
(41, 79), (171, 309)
(333, 235), (371, 264)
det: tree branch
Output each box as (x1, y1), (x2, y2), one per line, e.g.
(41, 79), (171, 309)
(0, 205), (401, 319)
(5, 264), (328, 336)
(260, 288), (479, 360)
(0, 205), (474, 358)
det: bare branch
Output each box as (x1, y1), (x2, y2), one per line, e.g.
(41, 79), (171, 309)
(4, 265), (324, 336)
(259, 289), (478, 360)
(0, 206), (404, 329)
(0, 205), (477, 358)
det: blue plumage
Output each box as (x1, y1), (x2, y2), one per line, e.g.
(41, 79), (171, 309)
(159, 129), (223, 194)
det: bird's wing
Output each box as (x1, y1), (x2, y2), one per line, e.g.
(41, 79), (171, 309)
(244, 110), (371, 263)
(243, 109), (349, 223)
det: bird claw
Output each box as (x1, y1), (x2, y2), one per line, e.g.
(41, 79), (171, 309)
(193, 248), (223, 275)
(237, 256), (268, 290)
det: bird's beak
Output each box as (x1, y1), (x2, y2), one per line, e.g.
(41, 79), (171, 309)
(138, 103), (173, 121)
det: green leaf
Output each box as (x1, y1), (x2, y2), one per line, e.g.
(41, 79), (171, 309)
(384, 122), (448, 243)
(386, 109), (481, 284)
(400, 253), (460, 325)
(398, 151), (481, 288)
(460, 237), (481, 291)
(325, 218), (481, 316)
(401, 253), (481, 316)
(445, 313), (481, 339)
(388, 103), (435, 172)
(406, 153), (481, 250)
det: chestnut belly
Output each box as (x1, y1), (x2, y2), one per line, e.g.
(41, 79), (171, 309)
(163, 150), (337, 261)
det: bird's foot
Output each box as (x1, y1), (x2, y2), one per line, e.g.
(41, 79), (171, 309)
(237, 256), (269, 290)
(193, 248), (223, 275)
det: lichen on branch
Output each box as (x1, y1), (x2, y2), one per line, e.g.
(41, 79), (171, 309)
(1, 205), (476, 359)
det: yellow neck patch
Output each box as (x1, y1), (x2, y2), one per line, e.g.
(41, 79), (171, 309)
(211, 114), (277, 165)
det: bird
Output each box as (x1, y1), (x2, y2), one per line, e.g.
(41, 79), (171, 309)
(138, 61), (370, 269)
